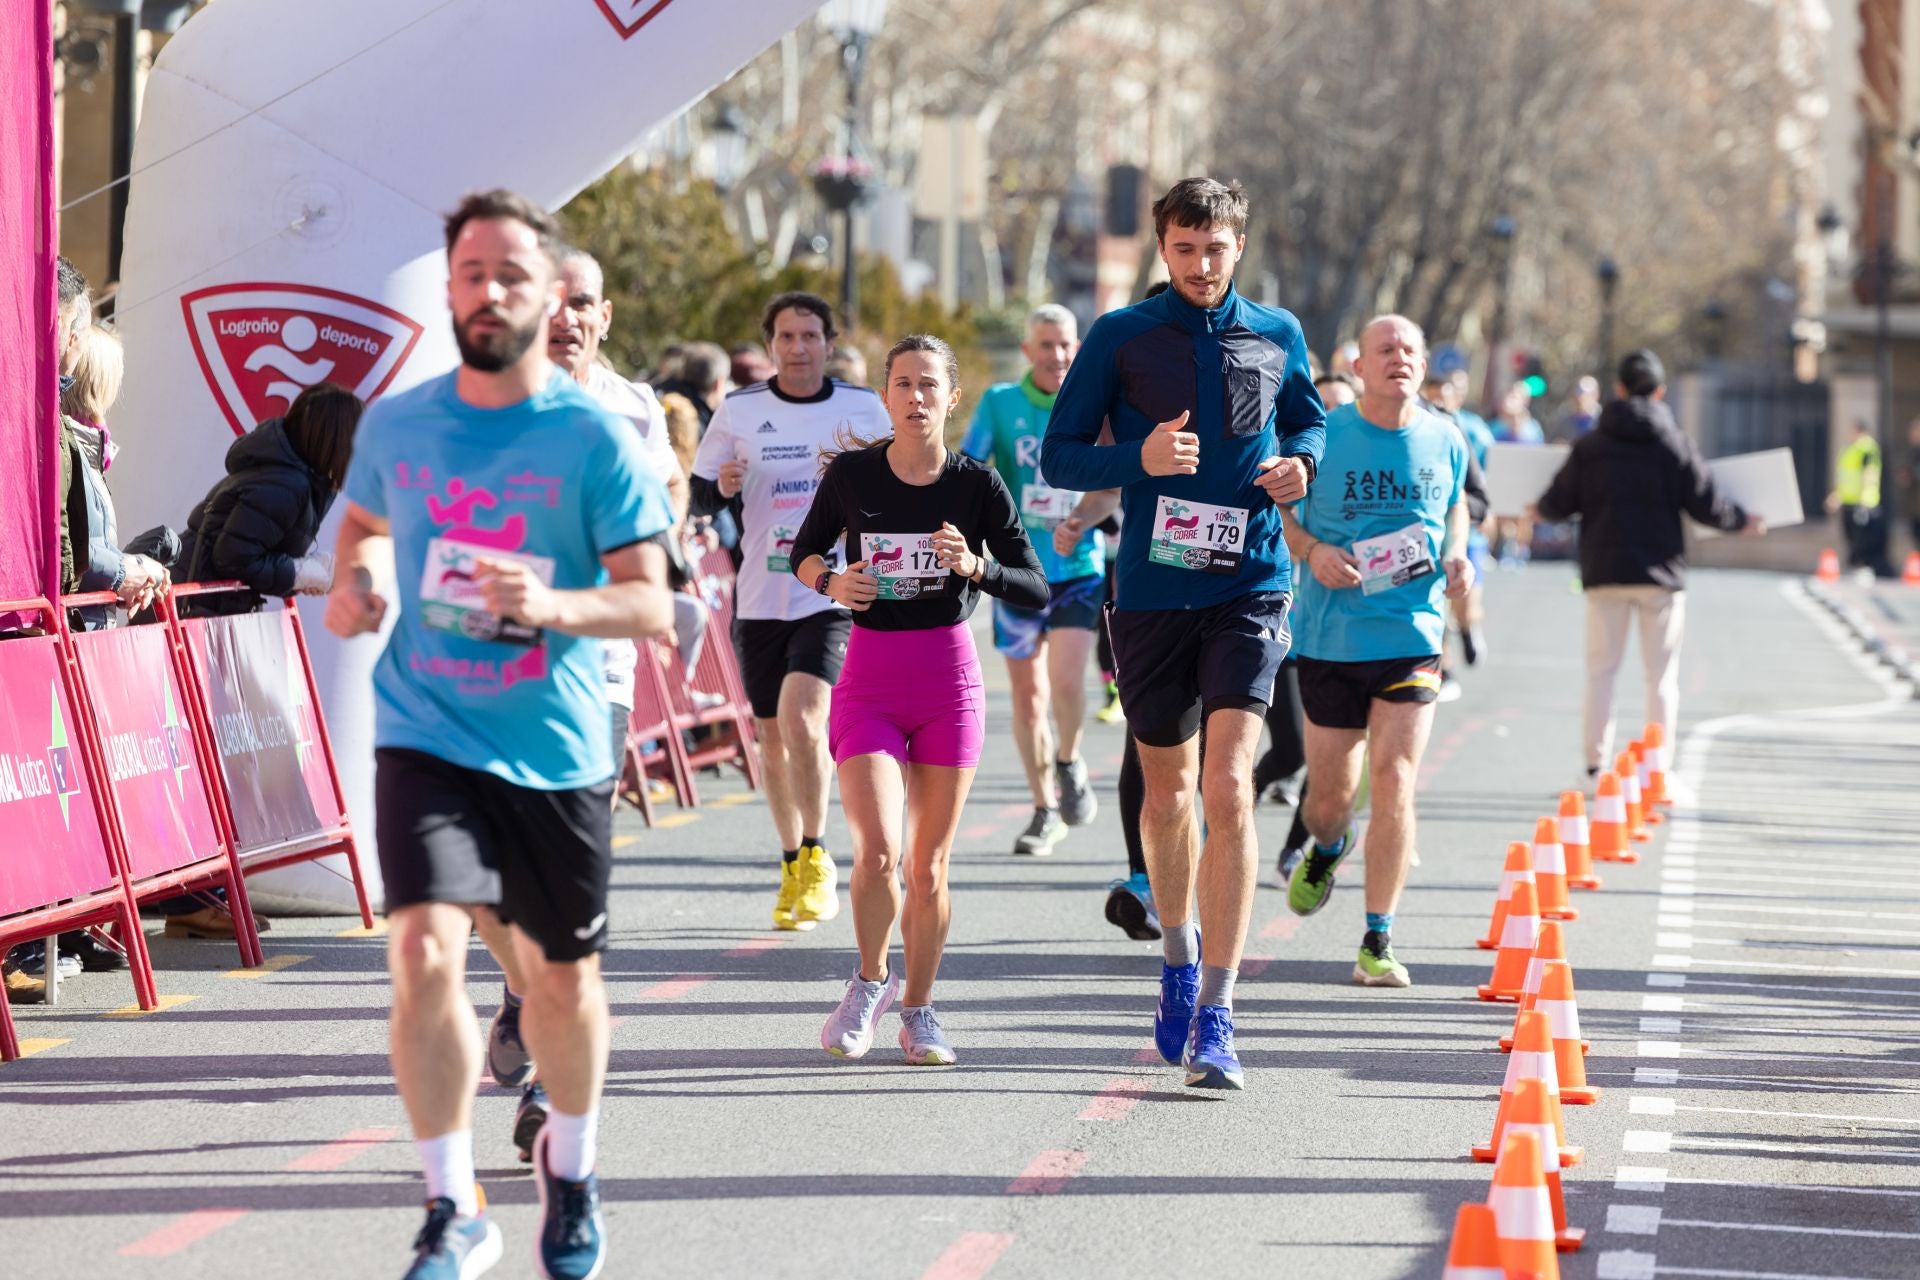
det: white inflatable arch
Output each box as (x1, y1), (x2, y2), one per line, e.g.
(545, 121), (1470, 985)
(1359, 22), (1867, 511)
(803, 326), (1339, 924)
(112, 0), (824, 909)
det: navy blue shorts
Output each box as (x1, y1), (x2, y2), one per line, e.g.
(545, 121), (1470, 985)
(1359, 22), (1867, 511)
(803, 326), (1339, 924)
(992, 573), (1103, 660)
(1107, 591), (1291, 747)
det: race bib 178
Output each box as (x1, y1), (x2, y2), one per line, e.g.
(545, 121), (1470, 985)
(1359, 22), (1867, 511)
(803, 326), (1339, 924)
(861, 532), (948, 601)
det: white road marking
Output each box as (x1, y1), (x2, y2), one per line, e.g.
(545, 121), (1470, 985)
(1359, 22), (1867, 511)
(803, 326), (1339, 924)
(1630, 1097), (1678, 1116)
(1624, 1130), (1674, 1153)
(1634, 1067), (1680, 1086)
(1642, 995), (1685, 1012)
(1608, 1204), (1664, 1235)
(1637, 1041), (1684, 1059)
(1640, 1017), (1684, 1035)
(1661, 1218), (1920, 1241)
(1613, 1165), (1668, 1193)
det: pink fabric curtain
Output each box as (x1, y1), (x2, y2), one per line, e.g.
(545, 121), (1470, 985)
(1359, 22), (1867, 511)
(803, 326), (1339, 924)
(0, 1), (55, 607)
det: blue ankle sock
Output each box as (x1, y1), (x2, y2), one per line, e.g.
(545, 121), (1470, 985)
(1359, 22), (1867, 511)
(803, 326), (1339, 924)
(1365, 912), (1393, 937)
(1312, 832), (1347, 859)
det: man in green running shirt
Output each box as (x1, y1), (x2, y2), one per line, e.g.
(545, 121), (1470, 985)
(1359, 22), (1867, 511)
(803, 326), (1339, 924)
(963, 303), (1115, 856)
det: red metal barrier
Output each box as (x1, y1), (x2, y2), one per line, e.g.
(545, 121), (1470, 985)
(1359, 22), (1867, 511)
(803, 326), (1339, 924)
(0, 598), (157, 1061)
(165, 585), (372, 929)
(62, 590), (262, 969)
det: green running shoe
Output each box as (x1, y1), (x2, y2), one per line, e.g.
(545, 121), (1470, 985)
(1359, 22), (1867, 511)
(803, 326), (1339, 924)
(1287, 827), (1353, 917)
(1352, 930), (1412, 988)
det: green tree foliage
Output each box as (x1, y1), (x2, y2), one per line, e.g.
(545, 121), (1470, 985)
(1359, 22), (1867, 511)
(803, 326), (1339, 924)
(560, 166), (993, 428)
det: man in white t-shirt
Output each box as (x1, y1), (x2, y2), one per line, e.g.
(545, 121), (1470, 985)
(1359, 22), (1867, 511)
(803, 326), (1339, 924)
(691, 291), (890, 932)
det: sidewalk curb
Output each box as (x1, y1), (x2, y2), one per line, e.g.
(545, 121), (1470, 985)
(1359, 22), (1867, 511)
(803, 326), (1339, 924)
(1803, 579), (1920, 695)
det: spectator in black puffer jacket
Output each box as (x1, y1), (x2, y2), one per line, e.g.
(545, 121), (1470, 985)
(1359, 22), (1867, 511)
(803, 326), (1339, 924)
(177, 382), (362, 614)
(1534, 350), (1764, 781)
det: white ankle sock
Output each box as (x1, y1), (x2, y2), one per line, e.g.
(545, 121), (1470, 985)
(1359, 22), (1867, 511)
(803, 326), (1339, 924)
(543, 1106), (599, 1181)
(417, 1131), (478, 1216)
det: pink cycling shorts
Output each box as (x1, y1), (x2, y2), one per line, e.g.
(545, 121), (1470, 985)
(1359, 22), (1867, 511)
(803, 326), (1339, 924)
(828, 622), (985, 769)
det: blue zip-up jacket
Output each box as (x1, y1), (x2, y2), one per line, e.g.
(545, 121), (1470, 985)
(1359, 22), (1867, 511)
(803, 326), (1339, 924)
(1040, 286), (1325, 610)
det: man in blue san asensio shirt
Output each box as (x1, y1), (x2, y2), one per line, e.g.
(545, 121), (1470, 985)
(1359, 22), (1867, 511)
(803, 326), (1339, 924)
(1282, 315), (1475, 992)
(1042, 177), (1325, 1092)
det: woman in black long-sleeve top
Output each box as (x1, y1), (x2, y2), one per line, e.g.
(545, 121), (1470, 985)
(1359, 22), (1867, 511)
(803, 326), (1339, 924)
(789, 334), (1046, 1067)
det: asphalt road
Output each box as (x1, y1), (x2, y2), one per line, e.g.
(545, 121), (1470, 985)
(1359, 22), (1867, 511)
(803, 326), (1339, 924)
(3, 564), (1917, 1280)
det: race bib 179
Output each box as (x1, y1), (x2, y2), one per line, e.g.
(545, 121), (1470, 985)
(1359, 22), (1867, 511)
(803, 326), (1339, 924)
(1148, 496), (1247, 575)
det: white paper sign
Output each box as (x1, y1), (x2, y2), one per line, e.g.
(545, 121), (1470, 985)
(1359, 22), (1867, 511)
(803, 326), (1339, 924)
(1484, 442), (1572, 518)
(1700, 448), (1803, 535)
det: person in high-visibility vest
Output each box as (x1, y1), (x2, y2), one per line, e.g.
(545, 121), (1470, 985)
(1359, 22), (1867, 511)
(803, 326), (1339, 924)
(1827, 420), (1894, 576)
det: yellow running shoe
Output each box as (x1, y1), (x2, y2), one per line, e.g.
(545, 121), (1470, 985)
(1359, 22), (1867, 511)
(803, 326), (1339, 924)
(794, 844), (840, 925)
(774, 858), (813, 931)
(1095, 679), (1123, 724)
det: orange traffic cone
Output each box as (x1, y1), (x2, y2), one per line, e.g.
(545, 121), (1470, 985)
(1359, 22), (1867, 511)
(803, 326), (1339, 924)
(1441, 1202), (1508, 1280)
(1817, 547), (1841, 581)
(1630, 742), (1664, 825)
(1499, 1078), (1588, 1252)
(1904, 551), (1920, 586)
(1499, 921), (1588, 1055)
(1475, 1009), (1581, 1166)
(1590, 771), (1637, 864)
(1616, 750), (1652, 843)
(1559, 791), (1600, 890)
(1487, 1130), (1562, 1280)
(1478, 877), (1540, 1002)
(1642, 723), (1672, 809)
(1477, 841), (1535, 951)
(1538, 959), (1599, 1104)
(1531, 817), (1577, 922)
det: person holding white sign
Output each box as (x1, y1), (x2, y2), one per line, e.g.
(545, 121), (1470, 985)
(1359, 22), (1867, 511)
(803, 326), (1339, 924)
(1282, 315), (1474, 990)
(789, 334), (1047, 1068)
(1533, 349), (1761, 778)
(960, 303), (1111, 856)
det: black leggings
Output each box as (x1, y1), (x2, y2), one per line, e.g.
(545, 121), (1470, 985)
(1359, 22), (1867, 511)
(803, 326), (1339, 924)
(1255, 660), (1305, 783)
(1119, 732), (1146, 877)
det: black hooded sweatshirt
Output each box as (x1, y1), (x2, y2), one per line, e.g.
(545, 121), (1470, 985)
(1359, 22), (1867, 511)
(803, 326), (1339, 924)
(1535, 395), (1747, 591)
(178, 418), (335, 607)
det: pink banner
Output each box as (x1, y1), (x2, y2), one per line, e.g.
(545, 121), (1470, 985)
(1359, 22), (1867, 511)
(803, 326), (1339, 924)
(183, 610), (343, 852)
(0, 2), (56, 604)
(0, 636), (115, 915)
(72, 626), (223, 883)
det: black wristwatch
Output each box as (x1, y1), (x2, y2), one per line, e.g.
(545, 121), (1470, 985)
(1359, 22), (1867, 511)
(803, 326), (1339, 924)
(813, 567), (834, 596)
(1296, 453), (1316, 485)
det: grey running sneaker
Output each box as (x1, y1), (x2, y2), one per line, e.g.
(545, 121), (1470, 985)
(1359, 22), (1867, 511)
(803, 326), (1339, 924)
(402, 1196), (502, 1279)
(1056, 758), (1098, 826)
(821, 967), (901, 1058)
(513, 1080), (548, 1165)
(486, 986), (533, 1088)
(898, 1004), (958, 1065)
(1012, 807), (1067, 856)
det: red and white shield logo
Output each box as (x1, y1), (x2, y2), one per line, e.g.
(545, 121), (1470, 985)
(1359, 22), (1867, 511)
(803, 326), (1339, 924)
(181, 283), (426, 436)
(593, 0), (674, 39)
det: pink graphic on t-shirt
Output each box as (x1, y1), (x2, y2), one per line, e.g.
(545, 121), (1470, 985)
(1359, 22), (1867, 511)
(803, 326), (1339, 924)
(425, 477), (527, 550)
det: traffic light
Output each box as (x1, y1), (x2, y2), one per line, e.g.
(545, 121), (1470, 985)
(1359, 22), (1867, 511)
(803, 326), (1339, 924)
(1512, 349), (1548, 398)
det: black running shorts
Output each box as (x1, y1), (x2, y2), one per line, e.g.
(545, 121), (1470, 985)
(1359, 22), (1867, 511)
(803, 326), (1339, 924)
(375, 748), (614, 962)
(1108, 591), (1292, 748)
(732, 611), (852, 719)
(1295, 654), (1443, 731)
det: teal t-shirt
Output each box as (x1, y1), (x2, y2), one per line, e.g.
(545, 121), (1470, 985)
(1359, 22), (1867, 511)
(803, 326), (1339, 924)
(1293, 403), (1467, 663)
(962, 374), (1103, 583)
(342, 369), (674, 790)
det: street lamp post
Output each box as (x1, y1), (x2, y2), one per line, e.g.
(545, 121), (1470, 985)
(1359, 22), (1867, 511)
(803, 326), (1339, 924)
(1482, 215), (1516, 417)
(816, 0), (889, 329)
(1596, 255), (1619, 400)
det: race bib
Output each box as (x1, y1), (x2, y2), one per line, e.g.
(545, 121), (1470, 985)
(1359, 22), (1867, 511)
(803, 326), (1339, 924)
(1352, 521), (1435, 596)
(1148, 496), (1247, 575)
(767, 524), (798, 574)
(419, 538), (555, 646)
(1020, 482), (1078, 529)
(861, 532), (947, 601)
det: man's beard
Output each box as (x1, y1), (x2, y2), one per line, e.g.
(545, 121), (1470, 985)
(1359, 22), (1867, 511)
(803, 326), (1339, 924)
(455, 308), (544, 372)
(1177, 278), (1227, 309)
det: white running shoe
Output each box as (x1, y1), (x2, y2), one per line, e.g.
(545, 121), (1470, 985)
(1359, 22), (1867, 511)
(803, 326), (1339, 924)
(820, 967), (900, 1059)
(899, 1005), (957, 1065)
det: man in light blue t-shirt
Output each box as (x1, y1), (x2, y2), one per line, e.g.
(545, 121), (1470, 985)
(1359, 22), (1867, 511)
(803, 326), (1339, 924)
(326, 189), (673, 1280)
(962, 303), (1113, 857)
(1279, 314), (1474, 991)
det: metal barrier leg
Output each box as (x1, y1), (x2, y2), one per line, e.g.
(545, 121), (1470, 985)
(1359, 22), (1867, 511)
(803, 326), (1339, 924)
(41, 933), (58, 1006)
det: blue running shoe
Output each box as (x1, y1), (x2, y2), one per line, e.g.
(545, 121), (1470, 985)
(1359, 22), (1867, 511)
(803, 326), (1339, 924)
(1104, 872), (1162, 941)
(533, 1130), (606, 1279)
(1184, 1005), (1245, 1091)
(403, 1196), (502, 1279)
(1154, 960), (1200, 1065)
